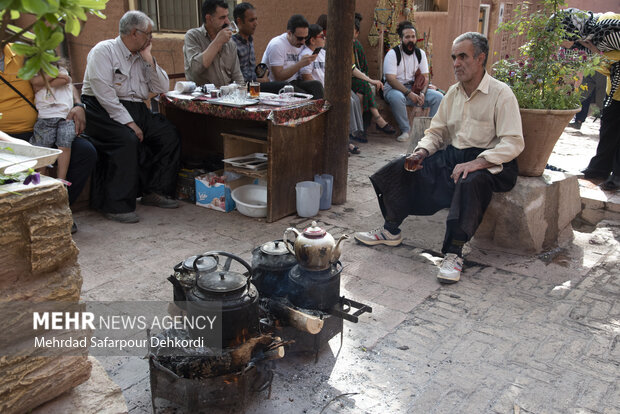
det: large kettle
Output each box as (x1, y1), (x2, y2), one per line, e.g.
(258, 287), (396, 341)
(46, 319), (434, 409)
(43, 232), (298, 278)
(283, 221), (349, 271)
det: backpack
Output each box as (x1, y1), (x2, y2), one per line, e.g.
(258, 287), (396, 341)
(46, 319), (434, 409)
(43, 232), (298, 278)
(379, 45), (422, 99)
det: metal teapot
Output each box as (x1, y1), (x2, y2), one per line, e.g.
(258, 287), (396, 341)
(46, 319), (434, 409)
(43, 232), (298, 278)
(283, 221), (349, 271)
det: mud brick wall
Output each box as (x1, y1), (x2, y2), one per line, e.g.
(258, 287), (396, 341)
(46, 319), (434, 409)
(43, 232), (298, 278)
(0, 176), (91, 414)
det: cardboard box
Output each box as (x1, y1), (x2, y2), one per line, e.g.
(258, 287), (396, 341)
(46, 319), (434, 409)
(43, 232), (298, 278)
(195, 171), (250, 212)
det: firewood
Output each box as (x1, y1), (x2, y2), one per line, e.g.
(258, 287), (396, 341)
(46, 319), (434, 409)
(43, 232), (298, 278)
(268, 301), (324, 334)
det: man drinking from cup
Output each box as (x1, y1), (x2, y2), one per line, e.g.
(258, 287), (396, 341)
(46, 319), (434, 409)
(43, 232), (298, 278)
(184, 0), (244, 88)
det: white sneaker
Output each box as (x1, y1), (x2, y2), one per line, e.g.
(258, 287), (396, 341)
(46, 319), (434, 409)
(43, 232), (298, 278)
(437, 253), (463, 283)
(354, 227), (403, 246)
(396, 131), (410, 142)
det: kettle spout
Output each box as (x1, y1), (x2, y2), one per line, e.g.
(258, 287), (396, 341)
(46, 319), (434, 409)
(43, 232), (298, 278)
(331, 234), (350, 263)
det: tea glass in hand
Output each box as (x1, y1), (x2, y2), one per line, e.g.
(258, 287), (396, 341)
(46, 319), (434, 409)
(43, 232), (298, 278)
(228, 21), (239, 35)
(404, 152), (424, 172)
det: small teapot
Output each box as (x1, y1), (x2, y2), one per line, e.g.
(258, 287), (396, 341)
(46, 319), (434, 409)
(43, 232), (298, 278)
(284, 221), (349, 271)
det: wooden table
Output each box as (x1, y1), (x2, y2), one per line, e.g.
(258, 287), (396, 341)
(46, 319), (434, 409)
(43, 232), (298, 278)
(160, 94), (329, 222)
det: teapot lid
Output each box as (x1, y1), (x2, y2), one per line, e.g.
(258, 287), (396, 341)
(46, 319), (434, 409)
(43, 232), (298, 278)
(197, 270), (247, 294)
(302, 221), (326, 239)
(260, 240), (289, 255)
(183, 255), (218, 273)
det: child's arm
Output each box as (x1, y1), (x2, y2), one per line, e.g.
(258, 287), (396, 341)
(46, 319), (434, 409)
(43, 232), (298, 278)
(29, 72), (72, 93)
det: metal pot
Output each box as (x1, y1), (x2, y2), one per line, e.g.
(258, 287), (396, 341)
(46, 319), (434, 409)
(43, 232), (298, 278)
(287, 262), (342, 311)
(168, 254), (218, 309)
(284, 221), (349, 271)
(185, 251), (259, 348)
(251, 240), (297, 298)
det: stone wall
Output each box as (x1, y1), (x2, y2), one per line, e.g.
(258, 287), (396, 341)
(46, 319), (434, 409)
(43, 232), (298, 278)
(0, 177), (91, 414)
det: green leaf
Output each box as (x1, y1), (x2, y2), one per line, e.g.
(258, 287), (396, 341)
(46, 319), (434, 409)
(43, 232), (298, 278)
(40, 58), (59, 77)
(10, 42), (37, 56)
(65, 15), (81, 37)
(0, 0), (15, 10)
(18, 54), (41, 80)
(40, 31), (64, 50)
(21, 0), (50, 14)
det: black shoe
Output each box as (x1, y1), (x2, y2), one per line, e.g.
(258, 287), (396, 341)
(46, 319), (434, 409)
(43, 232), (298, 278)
(104, 212), (140, 223)
(71, 222), (78, 234)
(600, 177), (620, 191)
(350, 133), (368, 143)
(582, 169), (609, 180)
(141, 193), (179, 208)
(568, 120), (582, 130)
(376, 123), (396, 134)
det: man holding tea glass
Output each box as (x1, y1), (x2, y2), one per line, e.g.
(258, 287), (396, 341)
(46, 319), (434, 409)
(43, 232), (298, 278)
(184, 0), (244, 88)
(355, 32), (524, 284)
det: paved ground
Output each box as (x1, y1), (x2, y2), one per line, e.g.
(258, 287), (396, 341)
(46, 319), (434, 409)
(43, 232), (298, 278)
(72, 116), (619, 413)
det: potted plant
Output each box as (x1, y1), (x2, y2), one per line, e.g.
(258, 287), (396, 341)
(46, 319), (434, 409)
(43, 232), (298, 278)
(493, 0), (601, 176)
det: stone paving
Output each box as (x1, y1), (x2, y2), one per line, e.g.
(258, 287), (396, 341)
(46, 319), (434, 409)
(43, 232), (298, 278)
(71, 116), (619, 413)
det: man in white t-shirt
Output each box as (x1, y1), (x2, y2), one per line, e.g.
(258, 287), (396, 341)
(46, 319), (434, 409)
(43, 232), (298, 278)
(383, 21), (443, 142)
(261, 14), (323, 98)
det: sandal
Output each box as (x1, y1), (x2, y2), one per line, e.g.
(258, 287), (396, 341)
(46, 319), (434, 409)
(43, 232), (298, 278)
(376, 122), (396, 134)
(348, 143), (361, 155)
(350, 132), (368, 143)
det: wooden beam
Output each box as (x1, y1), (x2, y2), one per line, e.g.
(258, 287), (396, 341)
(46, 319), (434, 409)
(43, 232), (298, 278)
(324, 0), (356, 205)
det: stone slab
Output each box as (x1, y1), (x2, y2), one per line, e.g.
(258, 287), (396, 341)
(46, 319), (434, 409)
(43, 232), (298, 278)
(472, 171), (581, 253)
(32, 356), (127, 414)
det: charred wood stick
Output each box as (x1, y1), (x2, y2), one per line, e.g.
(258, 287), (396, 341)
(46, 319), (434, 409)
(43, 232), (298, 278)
(268, 301), (324, 334)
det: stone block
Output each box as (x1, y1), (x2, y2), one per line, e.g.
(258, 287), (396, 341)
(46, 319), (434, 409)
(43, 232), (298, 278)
(0, 356), (92, 414)
(31, 357), (127, 414)
(472, 172), (581, 253)
(0, 178), (89, 413)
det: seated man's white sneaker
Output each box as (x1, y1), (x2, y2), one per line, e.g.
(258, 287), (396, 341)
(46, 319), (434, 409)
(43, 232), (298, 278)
(354, 227), (403, 246)
(396, 131), (410, 142)
(437, 253), (463, 283)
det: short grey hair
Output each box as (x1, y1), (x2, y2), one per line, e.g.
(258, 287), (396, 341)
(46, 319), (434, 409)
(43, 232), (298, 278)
(119, 11), (154, 35)
(453, 32), (489, 66)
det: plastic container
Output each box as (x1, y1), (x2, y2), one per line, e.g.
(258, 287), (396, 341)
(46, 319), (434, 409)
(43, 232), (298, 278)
(231, 184), (267, 217)
(314, 174), (333, 210)
(295, 181), (321, 217)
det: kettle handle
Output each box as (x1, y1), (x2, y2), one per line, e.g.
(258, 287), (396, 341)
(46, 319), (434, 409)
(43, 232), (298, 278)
(193, 251), (253, 287)
(283, 228), (297, 255)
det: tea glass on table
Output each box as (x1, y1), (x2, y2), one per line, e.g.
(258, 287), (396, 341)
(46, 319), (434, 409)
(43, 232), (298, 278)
(210, 89), (221, 98)
(249, 81), (260, 98)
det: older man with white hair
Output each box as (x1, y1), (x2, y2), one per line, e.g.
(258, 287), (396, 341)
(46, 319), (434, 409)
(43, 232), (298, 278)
(81, 10), (181, 223)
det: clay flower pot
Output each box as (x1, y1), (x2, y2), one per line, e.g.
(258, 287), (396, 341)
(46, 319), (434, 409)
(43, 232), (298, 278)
(517, 107), (580, 177)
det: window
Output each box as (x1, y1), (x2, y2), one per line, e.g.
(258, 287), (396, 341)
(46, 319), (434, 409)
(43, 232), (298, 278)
(478, 4), (491, 36)
(139, 0), (235, 33)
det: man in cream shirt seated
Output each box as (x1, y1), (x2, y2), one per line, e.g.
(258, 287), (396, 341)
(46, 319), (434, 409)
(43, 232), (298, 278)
(354, 32), (524, 284)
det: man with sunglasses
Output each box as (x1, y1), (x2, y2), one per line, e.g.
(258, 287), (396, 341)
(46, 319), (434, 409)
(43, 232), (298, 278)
(231, 2), (288, 93)
(81, 10), (181, 223)
(184, 0), (244, 88)
(261, 14), (324, 98)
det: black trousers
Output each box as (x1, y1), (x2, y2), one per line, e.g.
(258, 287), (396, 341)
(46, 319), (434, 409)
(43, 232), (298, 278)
(12, 132), (97, 205)
(370, 146), (518, 253)
(584, 99), (620, 178)
(82, 95), (181, 214)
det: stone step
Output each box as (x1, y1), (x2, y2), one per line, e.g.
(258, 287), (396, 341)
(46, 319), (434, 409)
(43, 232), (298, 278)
(577, 178), (620, 225)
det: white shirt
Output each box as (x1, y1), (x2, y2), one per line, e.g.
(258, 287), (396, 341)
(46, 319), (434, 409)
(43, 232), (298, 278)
(382, 45), (429, 95)
(261, 33), (303, 82)
(82, 37), (169, 125)
(299, 46), (326, 85)
(34, 67), (73, 119)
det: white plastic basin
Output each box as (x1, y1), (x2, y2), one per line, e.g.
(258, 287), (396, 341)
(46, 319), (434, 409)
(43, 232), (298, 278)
(231, 184), (267, 218)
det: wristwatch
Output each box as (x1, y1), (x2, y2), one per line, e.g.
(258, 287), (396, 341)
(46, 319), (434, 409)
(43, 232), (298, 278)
(73, 102), (86, 109)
